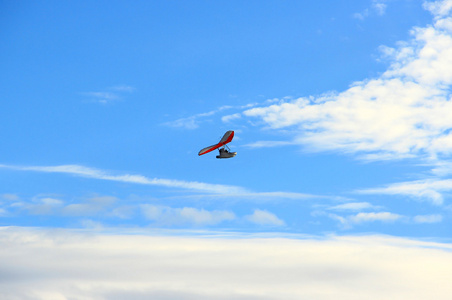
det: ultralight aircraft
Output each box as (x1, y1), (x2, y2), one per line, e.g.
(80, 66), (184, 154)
(198, 130), (237, 159)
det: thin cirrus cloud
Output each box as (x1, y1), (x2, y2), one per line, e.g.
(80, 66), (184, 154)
(241, 1), (452, 162)
(163, 103), (258, 130)
(82, 85), (135, 104)
(1, 227), (452, 300)
(0, 164), (247, 194)
(327, 211), (443, 228)
(327, 202), (379, 211)
(0, 164), (328, 201)
(163, 106), (234, 129)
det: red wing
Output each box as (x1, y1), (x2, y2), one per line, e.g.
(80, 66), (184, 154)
(198, 130), (235, 156)
(198, 143), (222, 156)
(219, 130), (234, 144)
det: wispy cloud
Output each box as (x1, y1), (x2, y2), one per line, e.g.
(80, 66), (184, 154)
(163, 103), (259, 130)
(82, 85), (135, 104)
(163, 106), (233, 129)
(413, 214), (443, 223)
(357, 178), (452, 205)
(424, 0), (452, 17)
(328, 202), (380, 211)
(0, 164), (342, 205)
(166, 191), (345, 203)
(1, 227), (452, 299)
(221, 113), (242, 123)
(354, 0), (388, 20)
(0, 164), (247, 194)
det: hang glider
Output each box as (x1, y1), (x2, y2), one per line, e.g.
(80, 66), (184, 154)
(198, 130), (237, 159)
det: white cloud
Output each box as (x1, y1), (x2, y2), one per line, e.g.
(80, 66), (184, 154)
(245, 209), (285, 226)
(141, 204), (235, 226)
(328, 202), (378, 211)
(164, 102), (259, 130)
(0, 164), (247, 194)
(373, 0), (388, 15)
(1, 227), (452, 300)
(358, 178), (452, 205)
(222, 113), (242, 123)
(424, 0), (452, 17)
(242, 3), (452, 162)
(353, 9), (370, 20)
(162, 115), (201, 129)
(163, 106), (232, 129)
(348, 212), (402, 223)
(327, 211), (403, 228)
(353, 0), (387, 20)
(168, 191), (340, 203)
(82, 85), (135, 104)
(1, 164), (341, 204)
(413, 214), (443, 223)
(84, 91), (119, 104)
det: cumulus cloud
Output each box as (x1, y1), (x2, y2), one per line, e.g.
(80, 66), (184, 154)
(242, 3), (452, 162)
(1, 227), (452, 300)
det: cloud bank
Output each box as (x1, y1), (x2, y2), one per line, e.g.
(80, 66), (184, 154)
(0, 227), (451, 300)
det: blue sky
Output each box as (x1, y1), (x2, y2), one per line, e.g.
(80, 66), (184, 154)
(2, 0), (452, 298)
(1, 0), (451, 237)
